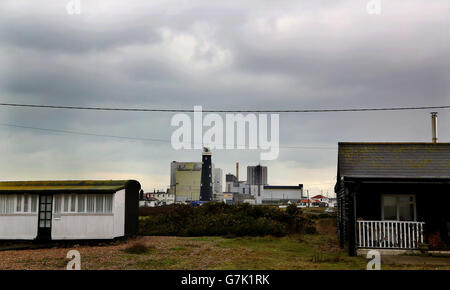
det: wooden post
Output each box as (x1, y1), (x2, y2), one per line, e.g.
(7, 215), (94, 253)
(348, 190), (357, 256)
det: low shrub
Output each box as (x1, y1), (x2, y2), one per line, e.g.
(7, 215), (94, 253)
(139, 202), (314, 237)
(123, 241), (153, 254)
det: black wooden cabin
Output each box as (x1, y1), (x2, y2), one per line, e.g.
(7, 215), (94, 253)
(335, 143), (450, 256)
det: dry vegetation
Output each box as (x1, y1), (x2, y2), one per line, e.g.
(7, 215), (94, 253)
(0, 216), (449, 270)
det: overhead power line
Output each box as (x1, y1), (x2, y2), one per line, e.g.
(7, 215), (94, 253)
(0, 123), (336, 150)
(1, 103), (450, 113)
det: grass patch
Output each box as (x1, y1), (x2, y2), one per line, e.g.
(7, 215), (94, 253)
(122, 241), (155, 255)
(136, 258), (179, 269)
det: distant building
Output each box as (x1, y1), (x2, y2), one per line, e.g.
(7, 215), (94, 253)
(225, 165), (303, 205)
(247, 165), (268, 185)
(170, 161), (202, 202)
(214, 192), (233, 204)
(232, 193), (254, 204)
(311, 195), (329, 204)
(225, 173), (249, 194)
(259, 185), (303, 204)
(141, 190), (174, 206)
(213, 167), (223, 194)
(171, 149), (218, 202)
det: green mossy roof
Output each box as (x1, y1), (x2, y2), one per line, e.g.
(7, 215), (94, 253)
(0, 180), (135, 192)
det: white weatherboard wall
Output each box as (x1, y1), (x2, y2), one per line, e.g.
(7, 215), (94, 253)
(52, 190), (126, 240)
(0, 214), (38, 239)
(113, 189), (125, 237)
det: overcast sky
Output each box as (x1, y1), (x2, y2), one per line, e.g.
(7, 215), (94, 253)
(1, 0), (449, 195)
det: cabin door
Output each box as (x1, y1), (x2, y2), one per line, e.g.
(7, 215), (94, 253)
(37, 194), (53, 241)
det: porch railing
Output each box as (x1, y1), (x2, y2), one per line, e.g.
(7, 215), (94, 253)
(357, 221), (425, 249)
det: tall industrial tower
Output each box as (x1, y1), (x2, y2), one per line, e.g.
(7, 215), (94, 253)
(200, 147), (213, 201)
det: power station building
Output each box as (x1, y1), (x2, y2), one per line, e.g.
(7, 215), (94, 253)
(170, 162), (202, 202)
(170, 149), (222, 202)
(247, 165), (268, 186)
(224, 163), (303, 204)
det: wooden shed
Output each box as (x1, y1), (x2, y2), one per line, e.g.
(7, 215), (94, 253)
(0, 180), (141, 241)
(335, 143), (450, 255)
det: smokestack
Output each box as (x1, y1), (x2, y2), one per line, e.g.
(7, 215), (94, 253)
(431, 112), (438, 143)
(236, 162), (239, 181)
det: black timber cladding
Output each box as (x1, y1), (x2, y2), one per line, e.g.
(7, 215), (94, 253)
(335, 142), (450, 255)
(338, 142), (450, 179)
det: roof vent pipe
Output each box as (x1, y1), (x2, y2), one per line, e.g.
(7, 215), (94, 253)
(431, 112), (438, 143)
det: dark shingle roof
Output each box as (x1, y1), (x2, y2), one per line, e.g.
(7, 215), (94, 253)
(0, 180), (140, 193)
(338, 143), (450, 179)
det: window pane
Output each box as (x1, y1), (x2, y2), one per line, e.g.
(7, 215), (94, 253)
(70, 194), (76, 212)
(16, 195), (22, 212)
(96, 195), (104, 213)
(24, 195), (29, 212)
(31, 195), (37, 212)
(0, 196), (9, 214)
(104, 195), (113, 213)
(77, 195), (85, 213)
(383, 196), (396, 206)
(399, 196), (413, 203)
(87, 195), (95, 213)
(399, 204), (414, 221)
(0, 196), (4, 214)
(383, 206), (397, 220)
(64, 195), (69, 212)
(54, 196), (61, 213)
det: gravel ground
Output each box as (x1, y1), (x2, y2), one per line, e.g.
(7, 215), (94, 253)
(0, 236), (234, 270)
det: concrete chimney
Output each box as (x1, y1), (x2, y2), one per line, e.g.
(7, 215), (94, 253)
(236, 162), (239, 181)
(431, 112), (438, 143)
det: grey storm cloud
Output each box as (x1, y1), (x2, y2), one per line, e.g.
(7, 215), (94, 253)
(0, 0), (449, 193)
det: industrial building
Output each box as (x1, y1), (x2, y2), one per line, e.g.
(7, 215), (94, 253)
(170, 162), (202, 202)
(247, 165), (268, 186)
(224, 163), (303, 204)
(170, 149), (222, 202)
(213, 168), (223, 194)
(259, 185), (304, 204)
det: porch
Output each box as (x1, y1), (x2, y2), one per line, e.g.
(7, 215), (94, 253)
(357, 220), (425, 249)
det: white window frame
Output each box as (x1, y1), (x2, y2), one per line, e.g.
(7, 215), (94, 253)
(60, 193), (114, 214)
(0, 195), (15, 214)
(59, 194), (78, 213)
(14, 194), (38, 214)
(381, 194), (417, 221)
